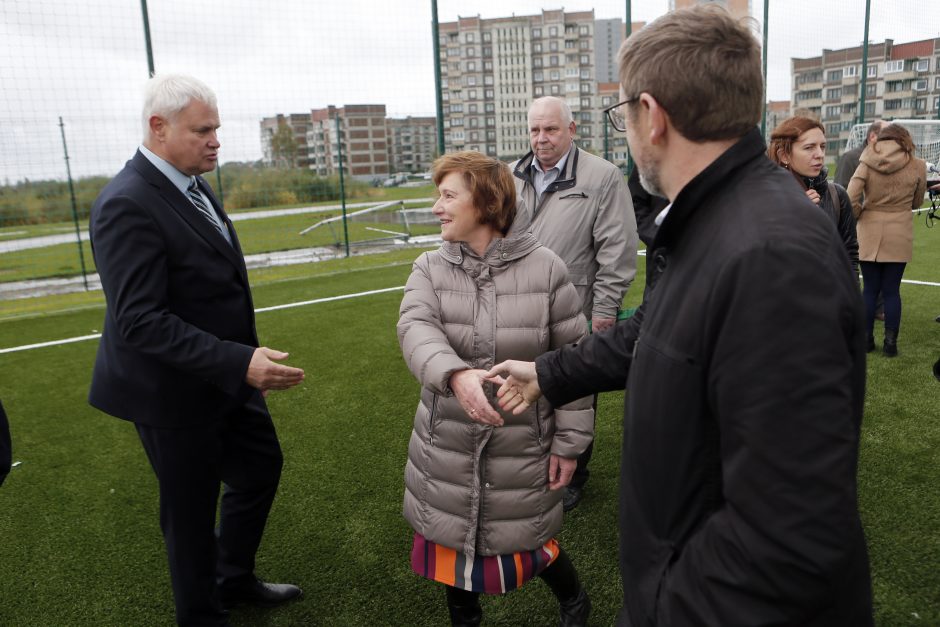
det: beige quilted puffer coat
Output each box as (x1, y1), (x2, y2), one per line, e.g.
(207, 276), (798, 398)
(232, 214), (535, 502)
(397, 230), (593, 560)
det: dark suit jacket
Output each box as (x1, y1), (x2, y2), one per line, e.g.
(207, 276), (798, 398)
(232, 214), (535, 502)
(0, 400), (10, 486)
(89, 151), (262, 428)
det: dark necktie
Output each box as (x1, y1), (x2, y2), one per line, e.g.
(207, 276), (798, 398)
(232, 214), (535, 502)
(187, 178), (226, 237)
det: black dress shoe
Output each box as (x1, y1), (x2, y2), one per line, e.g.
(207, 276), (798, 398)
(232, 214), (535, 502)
(220, 578), (303, 609)
(562, 486), (583, 512)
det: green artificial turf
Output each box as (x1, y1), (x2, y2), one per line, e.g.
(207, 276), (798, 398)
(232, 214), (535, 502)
(0, 221), (938, 625)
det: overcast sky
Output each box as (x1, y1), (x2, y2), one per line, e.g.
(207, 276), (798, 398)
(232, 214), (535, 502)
(1, 0), (938, 182)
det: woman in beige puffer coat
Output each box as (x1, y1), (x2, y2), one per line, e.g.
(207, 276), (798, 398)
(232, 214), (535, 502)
(398, 151), (594, 627)
(847, 123), (927, 356)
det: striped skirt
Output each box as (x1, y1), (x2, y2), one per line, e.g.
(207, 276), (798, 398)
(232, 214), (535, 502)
(410, 532), (560, 594)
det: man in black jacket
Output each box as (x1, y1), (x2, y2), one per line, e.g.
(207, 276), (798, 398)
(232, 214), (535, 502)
(89, 74), (305, 626)
(488, 6), (872, 626)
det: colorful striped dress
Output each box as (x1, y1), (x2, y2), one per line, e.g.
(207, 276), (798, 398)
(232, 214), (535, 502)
(411, 532), (560, 594)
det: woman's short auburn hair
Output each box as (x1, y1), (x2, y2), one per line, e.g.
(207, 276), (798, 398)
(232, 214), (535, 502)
(432, 151), (516, 234)
(767, 116), (825, 165)
(876, 123), (915, 154)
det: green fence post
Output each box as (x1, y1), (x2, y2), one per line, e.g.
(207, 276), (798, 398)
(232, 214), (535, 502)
(59, 117), (89, 291)
(859, 0), (871, 125)
(140, 0), (155, 77)
(335, 114), (350, 258)
(432, 0), (445, 157)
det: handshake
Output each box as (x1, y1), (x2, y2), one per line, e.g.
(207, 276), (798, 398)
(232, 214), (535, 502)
(449, 361), (542, 427)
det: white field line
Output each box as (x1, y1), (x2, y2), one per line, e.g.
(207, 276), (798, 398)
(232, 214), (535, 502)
(0, 285), (405, 355)
(2, 276), (939, 355)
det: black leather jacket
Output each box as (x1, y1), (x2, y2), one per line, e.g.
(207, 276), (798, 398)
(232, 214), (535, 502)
(799, 167), (860, 276)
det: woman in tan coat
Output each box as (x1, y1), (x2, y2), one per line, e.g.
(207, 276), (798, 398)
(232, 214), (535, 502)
(848, 124), (927, 356)
(398, 151), (593, 626)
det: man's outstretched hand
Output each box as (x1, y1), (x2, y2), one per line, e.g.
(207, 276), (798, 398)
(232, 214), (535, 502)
(485, 360), (542, 415)
(246, 347), (305, 396)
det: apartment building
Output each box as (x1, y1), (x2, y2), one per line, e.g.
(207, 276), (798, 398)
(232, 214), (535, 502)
(307, 105), (389, 180)
(597, 82), (630, 167)
(764, 100), (791, 142)
(594, 18), (647, 84)
(792, 37), (940, 155)
(438, 10), (602, 160)
(260, 113), (311, 168)
(387, 116), (437, 173)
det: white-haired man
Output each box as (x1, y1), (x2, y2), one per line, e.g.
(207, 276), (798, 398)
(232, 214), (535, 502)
(512, 96), (638, 511)
(89, 74), (305, 626)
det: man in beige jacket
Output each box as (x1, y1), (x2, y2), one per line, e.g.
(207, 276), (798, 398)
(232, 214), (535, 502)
(513, 96), (638, 510)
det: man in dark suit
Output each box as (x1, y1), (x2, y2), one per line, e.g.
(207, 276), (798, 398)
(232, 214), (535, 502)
(89, 74), (305, 627)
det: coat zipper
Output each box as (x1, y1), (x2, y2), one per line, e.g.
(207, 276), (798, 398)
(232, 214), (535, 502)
(427, 394), (438, 445)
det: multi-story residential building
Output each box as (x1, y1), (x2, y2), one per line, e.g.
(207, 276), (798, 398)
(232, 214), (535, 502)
(387, 116), (437, 173)
(594, 18), (646, 84)
(597, 82), (630, 167)
(792, 37), (940, 156)
(307, 105), (389, 180)
(438, 10), (601, 161)
(668, 0), (750, 19)
(260, 113), (311, 168)
(764, 100), (791, 142)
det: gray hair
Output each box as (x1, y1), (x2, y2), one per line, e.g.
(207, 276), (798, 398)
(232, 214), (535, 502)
(142, 74), (217, 140)
(528, 96), (574, 126)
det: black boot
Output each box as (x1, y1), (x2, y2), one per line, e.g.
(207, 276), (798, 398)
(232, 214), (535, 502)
(867, 335), (875, 353)
(445, 587), (482, 627)
(883, 328), (898, 357)
(559, 587), (591, 627)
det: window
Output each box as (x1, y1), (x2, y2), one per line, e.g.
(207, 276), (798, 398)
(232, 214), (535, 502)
(566, 68), (578, 77)
(466, 33), (475, 43)
(579, 25), (589, 35)
(581, 111), (592, 122)
(467, 76), (476, 86)
(534, 86), (544, 96)
(827, 69), (843, 81)
(482, 46), (491, 57)
(441, 79), (448, 89)
(484, 61), (492, 71)
(580, 97), (591, 108)
(885, 60), (903, 73)
(934, 96), (940, 111)
(845, 65), (858, 77)
(826, 123), (841, 135)
(550, 70), (560, 80)
(936, 76), (940, 89)
(469, 119), (478, 129)
(486, 116), (495, 126)
(483, 32), (491, 42)
(533, 70), (543, 81)
(867, 64), (877, 78)
(550, 41), (559, 52)
(483, 75), (493, 85)
(450, 104), (463, 113)
(550, 85), (560, 95)
(566, 82), (578, 93)
(601, 95), (612, 106)
(914, 98), (927, 111)
(468, 90), (477, 100)
(565, 40), (575, 50)
(580, 69), (590, 80)
(550, 56), (559, 67)
(533, 57), (543, 68)
(579, 40), (590, 50)
(827, 87), (842, 99)
(884, 98), (901, 110)
(549, 26), (558, 36)
(487, 130), (496, 141)
(468, 104), (478, 113)
(865, 102), (875, 116)
(534, 43), (542, 53)
(580, 83), (591, 94)
(467, 61), (476, 71)
(532, 28), (541, 38)
(866, 83), (877, 97)
(452, 130), (464, 140)
(484, 103), (495, 112)
(914, 59), (929, 72)
(484, 89), (494, 99)
(824, 104), (841, 117)
(914, 79), (928, 91)
(580, 54), (589, 64)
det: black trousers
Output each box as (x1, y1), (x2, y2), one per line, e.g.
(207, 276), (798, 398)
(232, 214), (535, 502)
(136, 401), (283, 627)
(569, 394), (598, 490)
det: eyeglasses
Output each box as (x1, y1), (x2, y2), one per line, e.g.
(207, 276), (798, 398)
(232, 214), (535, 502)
(603, 96), (639, 132)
